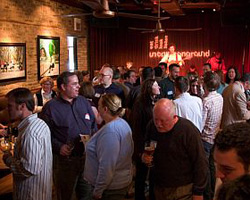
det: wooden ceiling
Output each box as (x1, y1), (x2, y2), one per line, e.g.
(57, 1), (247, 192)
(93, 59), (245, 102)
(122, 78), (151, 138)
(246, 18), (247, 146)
(52, 0), (250, 23)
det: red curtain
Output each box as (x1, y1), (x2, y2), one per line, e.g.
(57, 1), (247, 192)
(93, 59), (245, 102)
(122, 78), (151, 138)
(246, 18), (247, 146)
(89, 12), (250, 75)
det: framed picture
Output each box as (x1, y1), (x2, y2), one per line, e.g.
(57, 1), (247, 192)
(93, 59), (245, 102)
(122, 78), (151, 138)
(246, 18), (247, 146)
(37, 36), (60, 80)
(0, 43), (26, 82)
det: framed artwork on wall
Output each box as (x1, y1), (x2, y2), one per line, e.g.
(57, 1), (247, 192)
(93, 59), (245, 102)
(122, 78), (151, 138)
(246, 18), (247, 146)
(37, 36), (60, 80)
(0, 43), (26, 82)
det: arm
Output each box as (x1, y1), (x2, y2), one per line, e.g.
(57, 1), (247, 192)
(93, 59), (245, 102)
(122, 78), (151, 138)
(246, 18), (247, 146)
(3, 152), (32, 178)
(93, 131), (120, 198)
(235, 92), (250, 120)
(33, 94), (43, 113)
(186, 126), (208, 196)
(201, 99), (208, 132)
(0, 123), (7, 136)
(160, 52), (169, 63)
(3, 126), (48, 178)
(39, 103), (64, 154)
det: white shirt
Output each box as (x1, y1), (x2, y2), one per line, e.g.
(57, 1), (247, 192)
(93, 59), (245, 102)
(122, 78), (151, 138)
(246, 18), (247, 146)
(160, 52), (184, 66)
(174, 92), (203, 132)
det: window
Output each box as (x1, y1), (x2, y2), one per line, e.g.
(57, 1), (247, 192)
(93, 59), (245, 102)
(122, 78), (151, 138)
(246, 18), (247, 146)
(67, 36), (77, 72)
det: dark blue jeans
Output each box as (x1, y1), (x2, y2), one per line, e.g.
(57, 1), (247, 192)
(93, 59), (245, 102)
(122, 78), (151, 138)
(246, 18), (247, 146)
(53, 154), (92, 200)
(202, 141), (215, 200)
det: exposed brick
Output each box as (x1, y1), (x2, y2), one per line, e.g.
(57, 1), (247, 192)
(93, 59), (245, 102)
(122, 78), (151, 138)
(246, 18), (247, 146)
(0, 0), (88, 96)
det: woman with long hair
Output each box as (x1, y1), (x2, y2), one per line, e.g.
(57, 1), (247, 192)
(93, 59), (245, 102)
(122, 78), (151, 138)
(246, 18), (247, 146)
(131, 79), (160, 200)
(225, 66), (241, 84)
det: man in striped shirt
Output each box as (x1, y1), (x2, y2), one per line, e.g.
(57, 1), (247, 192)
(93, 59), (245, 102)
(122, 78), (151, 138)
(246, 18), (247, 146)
(3, 88), (52, 200)
(202, 71), (223, 200)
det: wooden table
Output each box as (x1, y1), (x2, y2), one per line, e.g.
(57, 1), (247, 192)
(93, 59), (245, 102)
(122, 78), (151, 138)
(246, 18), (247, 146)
(0, 151), (13, 195)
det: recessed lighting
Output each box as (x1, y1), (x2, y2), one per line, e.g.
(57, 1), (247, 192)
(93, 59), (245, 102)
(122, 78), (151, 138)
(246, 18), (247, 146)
(213, 8), (216, 12)
(201, 10), (204, 13)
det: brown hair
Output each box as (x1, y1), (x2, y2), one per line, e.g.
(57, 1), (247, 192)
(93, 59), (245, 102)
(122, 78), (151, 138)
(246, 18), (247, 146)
(6, 88), (34, 112)
(79, 82), (95, 99)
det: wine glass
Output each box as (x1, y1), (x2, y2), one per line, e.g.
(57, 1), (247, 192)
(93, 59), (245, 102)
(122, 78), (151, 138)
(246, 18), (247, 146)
(0, 137), (11, 153)
(144, 140), (157, 168)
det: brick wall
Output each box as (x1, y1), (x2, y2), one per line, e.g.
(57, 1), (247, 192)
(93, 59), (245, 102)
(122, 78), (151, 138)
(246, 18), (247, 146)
(0, 0), (88, 96)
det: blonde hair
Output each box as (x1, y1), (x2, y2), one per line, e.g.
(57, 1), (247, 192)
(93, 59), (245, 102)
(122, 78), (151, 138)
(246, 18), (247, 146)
(39, 76), (54, 87)
(100, 94), (125, 117)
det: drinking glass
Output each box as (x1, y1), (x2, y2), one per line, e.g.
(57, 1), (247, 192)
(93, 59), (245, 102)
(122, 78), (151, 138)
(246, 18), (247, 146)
(0, 137), (11, 153)
(144, 140), (157, 167)
(80, 134), (90, 145)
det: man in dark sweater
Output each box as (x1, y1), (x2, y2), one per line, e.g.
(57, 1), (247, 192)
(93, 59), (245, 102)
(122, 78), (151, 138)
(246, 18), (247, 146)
(142, 98), (208, 200)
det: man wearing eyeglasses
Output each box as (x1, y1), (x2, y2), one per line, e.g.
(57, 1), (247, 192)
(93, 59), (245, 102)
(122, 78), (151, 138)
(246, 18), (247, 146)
(94, 64), (125, 106)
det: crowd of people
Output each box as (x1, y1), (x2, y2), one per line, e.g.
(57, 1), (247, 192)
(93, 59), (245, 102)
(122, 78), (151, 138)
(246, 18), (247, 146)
(1, 56), (250, 200)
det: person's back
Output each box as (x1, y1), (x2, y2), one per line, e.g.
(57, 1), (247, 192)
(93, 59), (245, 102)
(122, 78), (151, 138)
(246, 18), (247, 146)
(174, 92), (203, 131)
(174, 76), (203, 131)
(221, 81), (250, 128)
(15, 114), (52, 200)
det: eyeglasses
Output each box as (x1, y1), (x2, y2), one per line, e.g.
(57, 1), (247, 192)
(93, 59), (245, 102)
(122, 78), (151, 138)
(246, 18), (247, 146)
(99, 74), (110, 78)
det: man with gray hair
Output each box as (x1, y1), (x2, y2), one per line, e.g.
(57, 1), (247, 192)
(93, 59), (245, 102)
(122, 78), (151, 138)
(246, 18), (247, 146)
(142, 99), (208, 200)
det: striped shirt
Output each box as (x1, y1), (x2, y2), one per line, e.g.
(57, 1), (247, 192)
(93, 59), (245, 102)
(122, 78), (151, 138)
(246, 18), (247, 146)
(4, 113), (52, 200)
(201, 91), (223, 144)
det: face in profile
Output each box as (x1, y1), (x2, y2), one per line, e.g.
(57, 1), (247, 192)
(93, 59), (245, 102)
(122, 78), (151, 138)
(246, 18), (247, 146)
(62, 75), (80, 99)
(214, 147), (247, 183)
(99, 68), (112, 86)
(152, 81), (160, 96)
(7, 98), (23, 122)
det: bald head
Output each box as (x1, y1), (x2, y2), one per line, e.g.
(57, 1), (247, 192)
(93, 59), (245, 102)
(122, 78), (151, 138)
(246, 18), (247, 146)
(99, 67), (113, 87)
(153, 99), (178, 133)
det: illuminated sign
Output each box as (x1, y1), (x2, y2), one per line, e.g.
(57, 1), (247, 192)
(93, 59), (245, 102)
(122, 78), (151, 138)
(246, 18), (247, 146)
(149, 35), (211, 59)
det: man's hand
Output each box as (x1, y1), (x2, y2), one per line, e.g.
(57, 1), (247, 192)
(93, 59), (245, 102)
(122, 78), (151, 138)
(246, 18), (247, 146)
(2, 151), (12, 165)
(60, 144), (72, 156)
(0, 124), (8, 137)
(193, 195), (203, 200)
(92, 194), (102, 200)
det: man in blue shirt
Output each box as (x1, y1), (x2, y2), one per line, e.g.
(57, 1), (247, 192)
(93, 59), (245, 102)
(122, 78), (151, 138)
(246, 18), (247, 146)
(40, 71), (97, 200)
